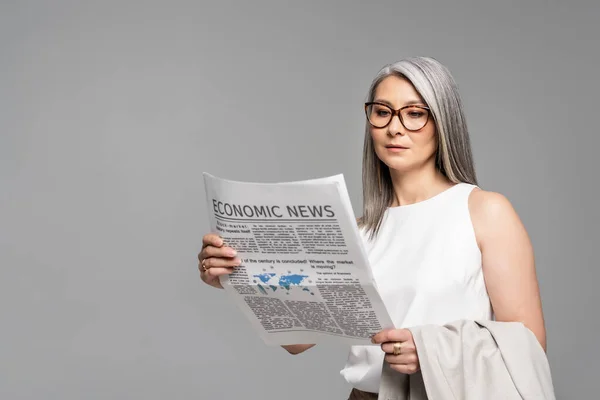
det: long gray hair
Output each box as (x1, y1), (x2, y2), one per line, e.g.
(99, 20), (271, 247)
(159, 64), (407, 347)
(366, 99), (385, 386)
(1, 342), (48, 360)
(359, 56), (478, 239)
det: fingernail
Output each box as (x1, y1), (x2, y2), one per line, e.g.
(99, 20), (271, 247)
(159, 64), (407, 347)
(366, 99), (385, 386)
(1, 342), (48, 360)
(228, 249), (237, 257)
(234, 258), (241, 265)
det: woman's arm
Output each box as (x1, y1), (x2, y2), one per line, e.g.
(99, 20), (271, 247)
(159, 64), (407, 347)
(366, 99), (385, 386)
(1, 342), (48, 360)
(469, 189), (547, 351)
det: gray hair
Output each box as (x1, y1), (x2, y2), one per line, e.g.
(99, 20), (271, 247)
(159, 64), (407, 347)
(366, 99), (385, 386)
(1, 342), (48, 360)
(359, 56), (478, 239)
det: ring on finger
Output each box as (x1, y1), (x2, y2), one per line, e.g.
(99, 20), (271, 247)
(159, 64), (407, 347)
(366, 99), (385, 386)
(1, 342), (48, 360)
(201, 258), (209, 272)
(393, 342), (402, 356)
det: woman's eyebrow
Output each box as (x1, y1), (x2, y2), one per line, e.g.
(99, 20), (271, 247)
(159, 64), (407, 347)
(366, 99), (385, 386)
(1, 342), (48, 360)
(373, 98), (426, 107)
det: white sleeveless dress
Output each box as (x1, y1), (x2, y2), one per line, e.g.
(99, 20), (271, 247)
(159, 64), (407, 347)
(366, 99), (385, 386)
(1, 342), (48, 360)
(340, 183), (493, 393)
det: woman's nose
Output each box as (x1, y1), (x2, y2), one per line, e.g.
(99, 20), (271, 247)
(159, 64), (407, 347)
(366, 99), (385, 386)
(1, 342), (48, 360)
(387, 114), (406, 136)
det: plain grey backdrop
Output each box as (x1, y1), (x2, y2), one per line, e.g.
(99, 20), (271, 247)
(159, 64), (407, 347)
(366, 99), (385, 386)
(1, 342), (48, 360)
(1, 0), (598, 399)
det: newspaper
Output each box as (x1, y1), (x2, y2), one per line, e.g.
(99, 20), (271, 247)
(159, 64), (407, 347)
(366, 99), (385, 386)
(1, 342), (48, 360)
(203, 172), (394, 346)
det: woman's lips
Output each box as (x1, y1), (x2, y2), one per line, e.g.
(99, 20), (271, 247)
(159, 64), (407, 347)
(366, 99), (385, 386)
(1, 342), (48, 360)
(385, 145), (409, 152)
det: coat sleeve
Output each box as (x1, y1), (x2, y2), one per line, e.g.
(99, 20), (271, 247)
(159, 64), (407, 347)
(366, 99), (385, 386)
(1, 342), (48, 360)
(377, 320), (556, 400)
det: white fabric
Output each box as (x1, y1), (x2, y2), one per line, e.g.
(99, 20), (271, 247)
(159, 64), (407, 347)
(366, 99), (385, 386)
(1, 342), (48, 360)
(340, 183), (493, 393)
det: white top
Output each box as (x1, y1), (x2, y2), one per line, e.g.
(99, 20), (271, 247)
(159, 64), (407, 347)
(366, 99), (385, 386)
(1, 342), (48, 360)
(339, 183), (493, 393)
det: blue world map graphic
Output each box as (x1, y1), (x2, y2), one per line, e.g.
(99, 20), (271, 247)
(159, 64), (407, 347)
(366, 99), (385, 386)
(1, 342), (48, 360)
(253, 272), (313, 295)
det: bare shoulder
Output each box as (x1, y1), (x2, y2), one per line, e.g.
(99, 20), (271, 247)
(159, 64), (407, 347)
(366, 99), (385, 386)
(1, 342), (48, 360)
(467, 187), (525, 249)
(468, 187), (515, 218)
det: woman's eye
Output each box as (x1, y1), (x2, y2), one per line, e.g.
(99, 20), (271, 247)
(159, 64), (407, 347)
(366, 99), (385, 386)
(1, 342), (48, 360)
(408, 111), (424, 118)
(376, 110), (390, 116)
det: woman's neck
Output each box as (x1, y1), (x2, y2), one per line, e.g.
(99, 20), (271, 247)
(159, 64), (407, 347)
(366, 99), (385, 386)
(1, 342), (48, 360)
(388, 163), (453, 207)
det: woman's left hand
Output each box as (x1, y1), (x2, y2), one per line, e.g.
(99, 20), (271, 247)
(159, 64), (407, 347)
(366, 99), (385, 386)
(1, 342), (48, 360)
(371, 328), (420, 374)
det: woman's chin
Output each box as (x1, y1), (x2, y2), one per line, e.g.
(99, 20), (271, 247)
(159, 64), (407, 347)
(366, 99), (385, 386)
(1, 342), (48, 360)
(382, 159), (413, 173)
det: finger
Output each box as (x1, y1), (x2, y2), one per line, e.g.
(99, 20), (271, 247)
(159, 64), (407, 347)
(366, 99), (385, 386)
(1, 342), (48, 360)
(371, 328), (412, 344)
(200, 244), (237, 261)
(389, 363), (420, 375)
(384, 352), (418, 365)
(202, 256), (241, 269)
(202, 266), (235, 278)
(202, 233), (224, 249)
(381, 341), (416, 355)
(200, 267), (231, 289)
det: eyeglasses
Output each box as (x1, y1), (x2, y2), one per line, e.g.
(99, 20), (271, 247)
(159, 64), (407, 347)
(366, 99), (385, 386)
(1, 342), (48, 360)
(364, 102), (431, 131)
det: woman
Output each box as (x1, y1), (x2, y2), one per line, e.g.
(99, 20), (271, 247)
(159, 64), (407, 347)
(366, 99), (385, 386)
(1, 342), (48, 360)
(198, 56), (547, 399)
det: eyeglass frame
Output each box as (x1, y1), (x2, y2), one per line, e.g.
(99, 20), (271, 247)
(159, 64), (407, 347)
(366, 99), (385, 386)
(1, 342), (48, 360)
(364, 101), (432, 131)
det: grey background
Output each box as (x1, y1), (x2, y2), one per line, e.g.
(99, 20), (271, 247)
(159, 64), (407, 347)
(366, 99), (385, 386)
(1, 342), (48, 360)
(1, 0), (598, 399)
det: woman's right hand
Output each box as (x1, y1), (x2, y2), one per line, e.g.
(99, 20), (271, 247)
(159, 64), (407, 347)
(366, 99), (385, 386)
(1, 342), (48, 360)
(198, 233), (241, 289)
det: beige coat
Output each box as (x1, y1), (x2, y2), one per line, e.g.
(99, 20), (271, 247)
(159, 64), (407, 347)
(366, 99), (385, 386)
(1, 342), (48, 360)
(377, 320), (556, 400)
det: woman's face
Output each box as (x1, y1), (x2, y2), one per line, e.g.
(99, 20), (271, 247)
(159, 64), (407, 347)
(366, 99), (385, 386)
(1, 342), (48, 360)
(369, 75), (437, 174)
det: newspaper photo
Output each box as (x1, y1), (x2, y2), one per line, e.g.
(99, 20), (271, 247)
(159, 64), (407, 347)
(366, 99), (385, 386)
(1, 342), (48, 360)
(202, 172), (394, 346)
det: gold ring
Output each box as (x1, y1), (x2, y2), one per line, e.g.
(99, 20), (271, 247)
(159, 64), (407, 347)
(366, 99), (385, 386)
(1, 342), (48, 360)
(201, 259), (209, 272)
(393, 342), (402, 356)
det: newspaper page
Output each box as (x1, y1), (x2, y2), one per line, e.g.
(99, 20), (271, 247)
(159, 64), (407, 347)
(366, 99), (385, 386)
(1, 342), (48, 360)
(203, 172), (394, 346)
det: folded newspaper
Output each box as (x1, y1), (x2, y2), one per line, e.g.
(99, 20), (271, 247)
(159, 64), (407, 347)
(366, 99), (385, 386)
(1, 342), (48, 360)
(203, 173), (394, 346)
